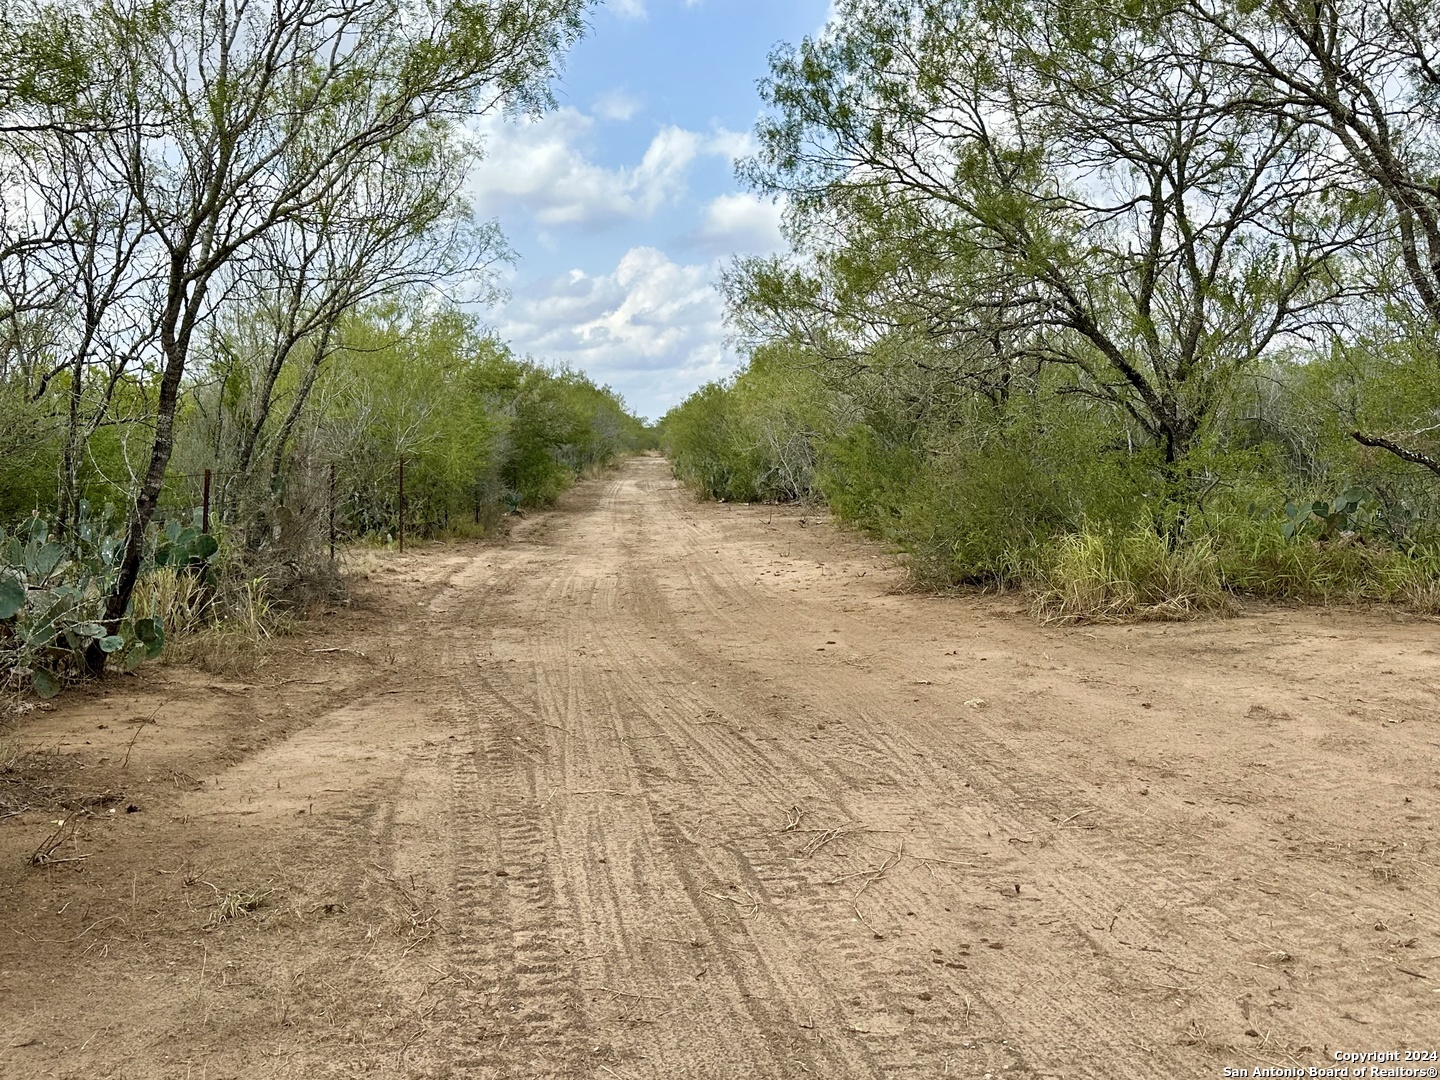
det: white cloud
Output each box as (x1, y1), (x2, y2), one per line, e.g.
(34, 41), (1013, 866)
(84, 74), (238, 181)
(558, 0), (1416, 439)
(592, 88), (642, 122)
(690, 192), (784, 255)
(607, 0), (646, 18)
(464, 110), (780, 416)
(469, 110), (708, 230)
(494, 247), (736, 419)
(704, 127), (759, 164)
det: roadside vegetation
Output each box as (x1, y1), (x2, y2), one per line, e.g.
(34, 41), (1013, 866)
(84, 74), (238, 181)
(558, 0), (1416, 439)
(663, 0), (1440, 620)
(0, 0), (649, 699)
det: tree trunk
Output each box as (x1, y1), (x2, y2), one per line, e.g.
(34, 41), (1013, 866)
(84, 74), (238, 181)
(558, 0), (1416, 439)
(57, 350), (85, 540)
(267, 328), (333, 489)
(84, 319), (190, 674)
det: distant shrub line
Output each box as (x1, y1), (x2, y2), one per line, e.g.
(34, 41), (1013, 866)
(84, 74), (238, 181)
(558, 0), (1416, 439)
(660, 346), (1440, 622)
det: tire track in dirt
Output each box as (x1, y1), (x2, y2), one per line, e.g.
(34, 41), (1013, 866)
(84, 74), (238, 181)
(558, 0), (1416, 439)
(501, 458), (1439, 1076)
(448, 502), (866, 1077)
(183, 458), (1435, 1078)
(13, 457), (1431, 1079)
(594, 485), (1171, 1077)
(480, 486), (1215, 1077)
(432, 469), (1047, 1076)
(557, 471), (1188, 1074)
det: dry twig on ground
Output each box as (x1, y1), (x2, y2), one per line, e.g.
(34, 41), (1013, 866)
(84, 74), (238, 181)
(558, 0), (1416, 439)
(29, 815), (88, 866)
(849, 840), (904, 939)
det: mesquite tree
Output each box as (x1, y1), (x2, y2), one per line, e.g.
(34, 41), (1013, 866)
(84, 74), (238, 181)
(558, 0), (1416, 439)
(213, 122), (506, 528)
(1180, 0), (1440, 475)
(738, 0), (1362, 525)
(1, 0), (586, 673)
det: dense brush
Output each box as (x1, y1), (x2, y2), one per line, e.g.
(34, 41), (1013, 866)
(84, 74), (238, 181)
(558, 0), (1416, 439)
(1031, 527), (1236, 623)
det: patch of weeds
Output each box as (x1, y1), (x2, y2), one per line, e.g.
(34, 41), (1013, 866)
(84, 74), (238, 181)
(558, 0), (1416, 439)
(381, 869), (444, 953)
(1031, 525), (1236, 623)
(205, 888), (271, 927)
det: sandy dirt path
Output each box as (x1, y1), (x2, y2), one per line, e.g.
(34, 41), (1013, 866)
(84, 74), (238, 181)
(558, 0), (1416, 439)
(2, 455), (1438, 1078)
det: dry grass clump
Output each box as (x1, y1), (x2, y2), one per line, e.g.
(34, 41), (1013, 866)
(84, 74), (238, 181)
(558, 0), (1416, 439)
(1212, 522), (1440, 613)
(1031, 526), (1237, 623)
(207, 890), (270, 926)
(165, 628), (270, 678)
(1378, 554), (1440, 615)
(150, 571), (295, 677)
(130, 566), (212, 634)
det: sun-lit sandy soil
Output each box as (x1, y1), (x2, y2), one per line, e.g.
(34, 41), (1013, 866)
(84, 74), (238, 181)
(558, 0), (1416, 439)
(1, 455), (1437, 1078)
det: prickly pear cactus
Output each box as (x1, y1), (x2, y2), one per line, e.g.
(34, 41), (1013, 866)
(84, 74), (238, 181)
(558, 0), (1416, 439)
(0, 505), (208, 698)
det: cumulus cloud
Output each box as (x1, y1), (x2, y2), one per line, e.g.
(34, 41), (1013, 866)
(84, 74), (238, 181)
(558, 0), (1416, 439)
(592, 88), (643, 122)
(465, 108), (776, 414)
(469, 110), (715, 229)
(468, 111), (762, 236)
(607, 0), (646, 18)
(689, 192), (785, 255)
(704, 127), (759, 164)
(494, 247), (736, 418)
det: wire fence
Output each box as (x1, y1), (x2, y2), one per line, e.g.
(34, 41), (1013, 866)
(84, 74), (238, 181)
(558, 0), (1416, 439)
(154, 458), (417, 560)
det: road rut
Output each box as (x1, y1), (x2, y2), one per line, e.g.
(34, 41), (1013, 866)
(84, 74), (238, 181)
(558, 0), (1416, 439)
(2, 455), (1437, 1078)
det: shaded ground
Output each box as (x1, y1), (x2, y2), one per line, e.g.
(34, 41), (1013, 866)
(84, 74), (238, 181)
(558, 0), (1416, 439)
(1, 455), (1437, 1078)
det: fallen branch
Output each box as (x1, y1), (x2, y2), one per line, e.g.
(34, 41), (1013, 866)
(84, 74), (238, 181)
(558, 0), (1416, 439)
(852, 840), (904, 939)
(569, 789), (637, 798)
(30, 816), (84, 866)
(800, 825), (856, 856)
(121, 699), (167, 770)
(584, 985), (664, 1000)
(707, 887), (760, 919)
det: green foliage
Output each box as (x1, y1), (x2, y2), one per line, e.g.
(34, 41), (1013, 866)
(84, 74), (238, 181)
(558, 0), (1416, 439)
(677, 0), (1440, 615)
(156, 521), (220, 567)
(663, 381), (767, 501)
(662, 344), (826, 503)
(0, 286), (647, 702)
(0, 381), (61, 520)
(3, 0), (594, 683)
(1031, 526), (1234, 623)
(0, 507), (211, 696)
(816, 426), (917, 530)
(1282, 487), (1373, 542)
(0, 1), (94, 110)
(664, 348), (1157, 590)
(322, 306), (504, 537)
(320, 304), (645, 539)
(663, 334), (1440, 613)
(501, 364), (641, 506)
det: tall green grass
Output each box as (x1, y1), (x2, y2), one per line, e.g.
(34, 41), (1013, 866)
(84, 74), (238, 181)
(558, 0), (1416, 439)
(1030, 519), (1440, 622)
(1031, 526), (1235, 622)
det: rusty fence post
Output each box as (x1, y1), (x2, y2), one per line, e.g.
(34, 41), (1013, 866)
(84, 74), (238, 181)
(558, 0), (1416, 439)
(328, 462), (336, 561)
(201, 469), (212, 533)
(398, 457), (405, 554)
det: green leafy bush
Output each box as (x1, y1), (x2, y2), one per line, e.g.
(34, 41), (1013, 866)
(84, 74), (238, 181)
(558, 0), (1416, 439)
(1282, 487), (1375, 541)
(662, 345), (825, 503)
(0, 508), (222, 697)
(661, 342), (1440, 616)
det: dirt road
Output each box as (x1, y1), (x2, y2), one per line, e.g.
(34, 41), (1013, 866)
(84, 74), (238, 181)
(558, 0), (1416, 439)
(2, 455), (1438, 1078)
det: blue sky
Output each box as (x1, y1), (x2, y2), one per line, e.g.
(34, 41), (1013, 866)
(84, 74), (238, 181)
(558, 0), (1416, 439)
(467, 0), (832, 422)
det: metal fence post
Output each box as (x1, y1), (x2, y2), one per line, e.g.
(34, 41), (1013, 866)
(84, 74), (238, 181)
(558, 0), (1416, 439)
(398, 457), (405, 554)
(201, 469), (212, 533)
